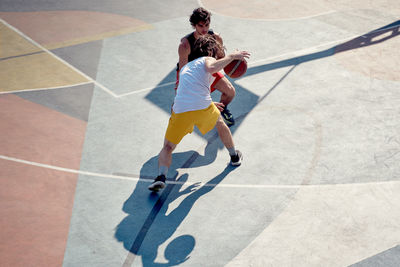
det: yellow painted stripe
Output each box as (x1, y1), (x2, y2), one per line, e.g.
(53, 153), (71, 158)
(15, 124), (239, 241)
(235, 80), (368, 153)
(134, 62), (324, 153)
(0, 22), (41, 58)
(0, 53), (88, 92)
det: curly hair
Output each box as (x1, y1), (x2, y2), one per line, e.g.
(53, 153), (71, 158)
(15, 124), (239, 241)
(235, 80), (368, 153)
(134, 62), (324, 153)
(192, 35), (225, 59)
(189, 7), (211, 27)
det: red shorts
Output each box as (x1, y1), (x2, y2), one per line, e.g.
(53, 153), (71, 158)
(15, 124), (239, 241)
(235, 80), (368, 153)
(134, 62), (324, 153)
(175, 70), (224, 93)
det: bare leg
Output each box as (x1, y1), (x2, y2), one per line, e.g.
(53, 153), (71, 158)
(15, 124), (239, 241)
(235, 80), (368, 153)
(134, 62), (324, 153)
(149, 139), (177, 191)
(215, 116), (235, 149)
(214, 76), (235, 106)
(215, 115), (243, 166)
(158, 138), (177, 169)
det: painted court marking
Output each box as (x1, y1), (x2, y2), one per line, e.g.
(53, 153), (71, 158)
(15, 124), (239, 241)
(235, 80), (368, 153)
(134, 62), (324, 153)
(1, 155), (398, 189)
(0, 18), (117, 97)
(115, 24), (400, 97)
(116, 81), (176, 98)
(0, 81), (93, 95)
(0, 50), (44, 61)
(1, 18), (398, 98)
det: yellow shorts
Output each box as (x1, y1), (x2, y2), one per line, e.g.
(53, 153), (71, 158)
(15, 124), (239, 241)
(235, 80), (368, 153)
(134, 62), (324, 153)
(165, 103), (220, 145)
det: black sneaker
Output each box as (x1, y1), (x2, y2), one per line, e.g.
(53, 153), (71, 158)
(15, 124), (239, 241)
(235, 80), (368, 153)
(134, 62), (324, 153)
(221, 107), (235, 127)
(148, 175), (166, 192)
(230, 150), (243, 166)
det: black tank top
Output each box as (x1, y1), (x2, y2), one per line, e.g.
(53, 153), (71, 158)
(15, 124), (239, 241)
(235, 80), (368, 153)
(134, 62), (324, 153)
(177, 30), (215, 70)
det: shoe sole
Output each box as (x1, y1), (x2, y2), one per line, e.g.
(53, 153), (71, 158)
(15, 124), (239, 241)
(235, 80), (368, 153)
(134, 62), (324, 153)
(148, 181), (166, 192)
(230, 161), (241, 166)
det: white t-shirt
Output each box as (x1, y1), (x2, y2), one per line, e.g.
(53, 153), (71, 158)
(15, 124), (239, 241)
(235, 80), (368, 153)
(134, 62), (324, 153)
(173, 57), (213, 114)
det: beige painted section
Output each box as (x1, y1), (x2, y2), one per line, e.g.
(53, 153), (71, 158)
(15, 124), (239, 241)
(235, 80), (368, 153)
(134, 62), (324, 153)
(0, 52), (88, 92)
(1, 20), (88, 92)
(0, 22), (40, 58)
(201, 0), (330, 20)
(334, 29), (400, 81)
(0, 11), (152, 49)
(324, 0), (400, 14)
(45, 24), (152, 50)
(201, 0), (400, 20)
(227, 182), (400, 266)
(0, 11), (151, 92)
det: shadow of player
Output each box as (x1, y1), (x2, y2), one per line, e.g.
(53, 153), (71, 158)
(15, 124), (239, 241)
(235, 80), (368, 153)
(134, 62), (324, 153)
(115, 124), (238, 265)
(115, 19), (399, 266)
(115, 164), (236, 266)
(144, 21), (400, 152)
(245, 20), (400, 78)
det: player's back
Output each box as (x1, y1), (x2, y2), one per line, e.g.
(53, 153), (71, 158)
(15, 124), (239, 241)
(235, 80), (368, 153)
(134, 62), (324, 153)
(173, 57), (213, 113)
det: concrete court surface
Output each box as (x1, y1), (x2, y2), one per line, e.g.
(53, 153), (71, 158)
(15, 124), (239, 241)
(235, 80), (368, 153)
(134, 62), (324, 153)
(0, 0), (399, 266)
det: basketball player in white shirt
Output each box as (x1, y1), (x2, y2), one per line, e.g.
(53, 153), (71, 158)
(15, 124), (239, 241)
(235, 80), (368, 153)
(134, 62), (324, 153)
(149, 35), (250, 192)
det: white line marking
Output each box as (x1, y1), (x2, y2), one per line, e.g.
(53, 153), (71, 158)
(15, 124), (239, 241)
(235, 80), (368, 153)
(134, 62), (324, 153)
(2, 17), (397, 98)
(117, 24), (400, 96)
(116, 81), (176, 98)
(0, 81), (94, 95)
(0, 19), (118, 98)
(248, 24), (400, 66)
(1, 155), (399, 189)
(110, 38), (350, 96)
(0, 155), (139, 181)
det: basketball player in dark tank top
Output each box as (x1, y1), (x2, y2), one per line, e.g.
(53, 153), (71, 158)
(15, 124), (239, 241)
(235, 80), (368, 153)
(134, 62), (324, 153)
(175, 7), (236, 126)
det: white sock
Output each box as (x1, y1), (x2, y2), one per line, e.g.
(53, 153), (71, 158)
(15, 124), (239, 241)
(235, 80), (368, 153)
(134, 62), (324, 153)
(158, 166), (168, 176)
(227, 147), (236, 156)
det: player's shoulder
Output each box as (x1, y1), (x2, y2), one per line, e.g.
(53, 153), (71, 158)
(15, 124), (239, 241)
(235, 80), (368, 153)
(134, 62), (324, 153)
(203, 56), (216, 63)
(179, 36), (190, 49)
(181, 32), (194, 42)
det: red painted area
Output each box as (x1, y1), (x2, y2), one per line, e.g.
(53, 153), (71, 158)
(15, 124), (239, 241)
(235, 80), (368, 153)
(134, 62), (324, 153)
(0, 94), (86, 169)
(0, 11), (149, 45)
(0, 158), (78, 266)
(0, 94), (86, 265)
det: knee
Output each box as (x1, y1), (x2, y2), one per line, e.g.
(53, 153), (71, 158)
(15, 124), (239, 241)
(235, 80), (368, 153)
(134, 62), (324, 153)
(215, 116), (228, 131)
(162, 142), (175, 153)
(225, 82), (236, 97)
(217, 79), (236, 97)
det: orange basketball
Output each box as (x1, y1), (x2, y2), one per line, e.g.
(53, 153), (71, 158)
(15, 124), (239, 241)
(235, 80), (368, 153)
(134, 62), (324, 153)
(224, 60), (247, 78)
